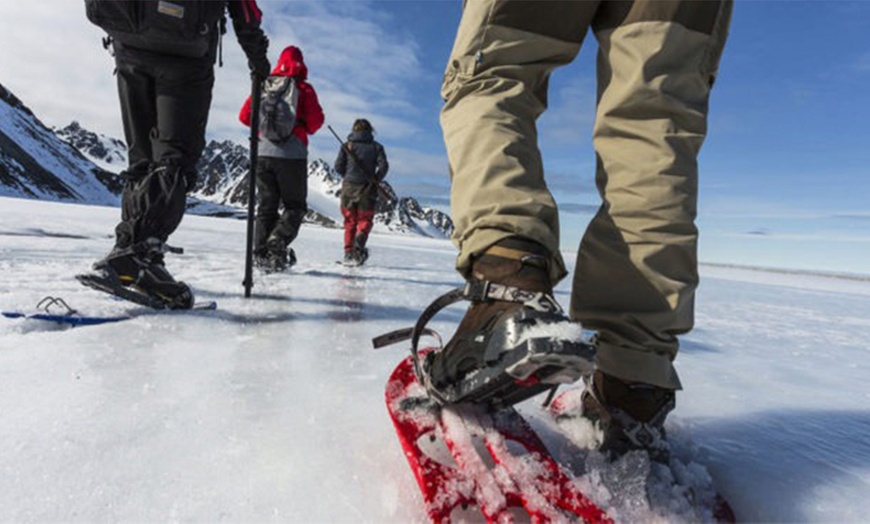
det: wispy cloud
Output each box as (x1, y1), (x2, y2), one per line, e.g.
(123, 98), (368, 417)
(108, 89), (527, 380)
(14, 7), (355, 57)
(0, 2), (428, 149)
(0, 3), (124, 137)
(208, 2), (428, 143)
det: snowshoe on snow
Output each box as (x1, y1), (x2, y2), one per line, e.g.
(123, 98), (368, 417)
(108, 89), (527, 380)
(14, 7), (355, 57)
(353, 246), (369, 266)
(375, 279), (596, 410)
(352, 235), (369, 266)
(385, 354), (610, 523)
(255, 247), (296, 273)
(77, 238), (194, 310)
(338, 249), (364, 267)
(375, 239), (596, 410)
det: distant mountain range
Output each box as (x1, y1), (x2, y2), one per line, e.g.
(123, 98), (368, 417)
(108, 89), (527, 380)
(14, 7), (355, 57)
(0, 81), (453, 239)
(0, 84), (120, 204)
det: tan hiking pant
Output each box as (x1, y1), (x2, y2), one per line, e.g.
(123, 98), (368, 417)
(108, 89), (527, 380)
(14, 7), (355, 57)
(441, 0), (732, 389)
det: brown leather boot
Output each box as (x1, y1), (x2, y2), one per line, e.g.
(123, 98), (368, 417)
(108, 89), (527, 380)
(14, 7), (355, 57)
(582, 370), (676, 463)
(425, 237), (553, 390)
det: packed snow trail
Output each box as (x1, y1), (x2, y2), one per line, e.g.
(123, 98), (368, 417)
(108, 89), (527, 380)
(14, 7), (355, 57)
(1, 197), (869, 522)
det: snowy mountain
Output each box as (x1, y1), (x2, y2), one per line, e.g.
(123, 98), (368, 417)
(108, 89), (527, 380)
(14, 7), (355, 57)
(189, 138), (454, 238)
(54, 118), (454, 238)
(0, 79), (452, 239)
(1, 195), (869, 522)
(54, 121), (127, 174)
(0, 83), (120, 204)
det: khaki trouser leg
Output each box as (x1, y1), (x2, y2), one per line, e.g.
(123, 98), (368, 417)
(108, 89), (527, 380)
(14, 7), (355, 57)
(572, 1), (733, 389)
(441, 0), (732, 390)
(440, 1), (601, 284)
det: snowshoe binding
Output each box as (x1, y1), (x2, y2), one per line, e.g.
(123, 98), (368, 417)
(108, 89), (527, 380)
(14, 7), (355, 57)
(77, 238), (194, 310)
(256, 247), (296, 273)
(577, 370), (676, 463)
(374, 239), (596, 410)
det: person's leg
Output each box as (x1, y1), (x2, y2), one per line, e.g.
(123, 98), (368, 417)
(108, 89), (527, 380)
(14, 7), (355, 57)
(424, 1), (602, 403)
(270, 158), (308, 249)
(573, 0), (733, 390)
(341, 210), (357, 252)
(115, 60), (155, 179)
(340, 182), (362, 256)
(113, 60), (156, 250)
(132, 59), (214, 245)
(571, 0), (733, 461)
(96, 59), (215, 306)
(351, 184), (377, 260)
(255, 157), (280, 257)
(152, 59), (214, 178)
(441, 0), (599, 284)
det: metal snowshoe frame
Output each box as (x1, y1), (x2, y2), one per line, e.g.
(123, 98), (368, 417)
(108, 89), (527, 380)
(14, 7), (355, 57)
(373, 279), (597, 410)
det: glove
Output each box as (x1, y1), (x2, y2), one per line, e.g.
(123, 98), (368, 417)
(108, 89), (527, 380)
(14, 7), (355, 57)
(250, 56), (270, 81)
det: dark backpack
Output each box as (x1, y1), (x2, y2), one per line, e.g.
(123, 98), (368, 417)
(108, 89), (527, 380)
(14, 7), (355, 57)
(85, 0), (226, 58)
(259, 76), (299, 144)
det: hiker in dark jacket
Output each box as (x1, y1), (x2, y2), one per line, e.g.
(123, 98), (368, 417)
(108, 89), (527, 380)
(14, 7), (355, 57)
(239, 45), (325, 271)
(334, 119), (389, 265)
(81, 0), (270, 308)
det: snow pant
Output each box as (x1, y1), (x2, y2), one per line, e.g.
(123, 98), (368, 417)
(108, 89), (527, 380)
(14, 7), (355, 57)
(112, 54), (214, 249)
(340, 180), (378, 253)
(255, 157), (308, 254)
(441, 0), (733, 389)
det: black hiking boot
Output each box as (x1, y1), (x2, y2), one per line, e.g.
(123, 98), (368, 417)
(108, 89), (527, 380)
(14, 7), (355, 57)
(353, 246), (369, 266)
(90, 238), (194, 309)
(352, 235), (369, 266)
(389, 238), (596, 409)
(581, 369), (675, 463)
(258, 239), (295, 273)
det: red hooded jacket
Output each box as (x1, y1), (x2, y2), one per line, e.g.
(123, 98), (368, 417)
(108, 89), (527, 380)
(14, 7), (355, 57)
(239, 46), (324, 146)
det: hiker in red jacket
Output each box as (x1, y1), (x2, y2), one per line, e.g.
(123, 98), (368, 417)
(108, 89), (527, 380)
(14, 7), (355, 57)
(240, 45), (325, 271)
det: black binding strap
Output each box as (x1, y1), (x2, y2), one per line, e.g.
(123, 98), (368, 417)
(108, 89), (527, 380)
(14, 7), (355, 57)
(373, 280), (563, 387)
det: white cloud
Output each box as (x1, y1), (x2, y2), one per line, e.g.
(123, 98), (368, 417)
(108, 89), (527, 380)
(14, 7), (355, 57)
(0, 2), (124, 137)
(0, 1), (428, 148)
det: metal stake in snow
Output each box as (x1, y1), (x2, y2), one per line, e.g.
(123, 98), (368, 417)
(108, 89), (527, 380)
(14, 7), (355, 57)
(243, 74), (264, 298)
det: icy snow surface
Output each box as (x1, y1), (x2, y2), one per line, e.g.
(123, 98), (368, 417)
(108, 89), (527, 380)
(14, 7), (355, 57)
(1, 196), (869, 522)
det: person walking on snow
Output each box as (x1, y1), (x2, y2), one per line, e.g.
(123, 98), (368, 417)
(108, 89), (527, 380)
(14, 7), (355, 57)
(419, 0), (733, 463)
(239, 45), (325, 272)
(334, 119), (389, 266)
(81, 0), (270, 309)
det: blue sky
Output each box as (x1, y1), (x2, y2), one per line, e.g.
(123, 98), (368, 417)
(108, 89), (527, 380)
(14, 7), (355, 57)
(0, 1), (867, 274)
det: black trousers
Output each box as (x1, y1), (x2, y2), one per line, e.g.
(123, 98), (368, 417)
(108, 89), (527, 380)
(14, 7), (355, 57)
(255, 157), (308, 253)
(112, 54), (215, 249)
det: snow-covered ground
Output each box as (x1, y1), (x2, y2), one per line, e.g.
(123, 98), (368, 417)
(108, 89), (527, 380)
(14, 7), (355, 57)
(1, 196), (868, 522)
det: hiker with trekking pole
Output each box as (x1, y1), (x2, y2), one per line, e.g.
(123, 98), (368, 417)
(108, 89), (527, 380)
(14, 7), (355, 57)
(240, 46), (325, 276)
(330, 120), (389, 267)
(80, 0), (270, 307)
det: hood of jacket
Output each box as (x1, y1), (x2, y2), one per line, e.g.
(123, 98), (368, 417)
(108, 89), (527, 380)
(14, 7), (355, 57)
(347, 130), (374, 143)
(271, 45), (308, 80)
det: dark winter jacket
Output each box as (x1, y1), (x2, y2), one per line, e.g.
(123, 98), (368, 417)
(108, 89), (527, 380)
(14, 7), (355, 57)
(239, 46), (325, 159)
(113, 0), (269, 68)
(334, 131), (389, 185)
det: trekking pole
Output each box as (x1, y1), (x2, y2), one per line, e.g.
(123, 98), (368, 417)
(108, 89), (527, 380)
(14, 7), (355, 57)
(243, 75), (263, 298)
(326, 124), (345, 150)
